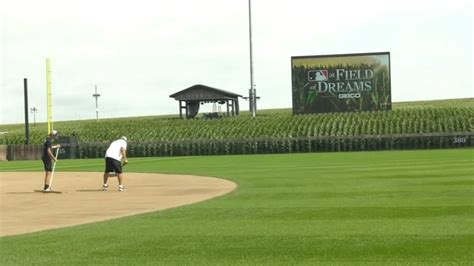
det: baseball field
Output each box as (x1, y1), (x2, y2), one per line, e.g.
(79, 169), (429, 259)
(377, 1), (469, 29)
(1, 148), (473, 264)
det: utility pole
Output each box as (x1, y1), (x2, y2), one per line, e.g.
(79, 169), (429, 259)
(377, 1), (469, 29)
(248, 0), (256, 117)
(92, 85), (100, 121)
(24, 78), (30, 144)
(30, 107), (38, 126)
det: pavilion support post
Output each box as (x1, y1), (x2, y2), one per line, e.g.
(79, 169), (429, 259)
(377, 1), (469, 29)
(179, 100), (189, 119)
(231, 100), (235, 116)
(185, 101), (189, 119)
(235, 100), (240, 115)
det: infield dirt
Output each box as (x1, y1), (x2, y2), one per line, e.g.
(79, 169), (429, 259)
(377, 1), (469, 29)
(0, 172), (236, 236)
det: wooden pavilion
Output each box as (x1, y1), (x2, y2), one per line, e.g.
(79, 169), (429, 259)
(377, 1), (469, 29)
(169, 84), (242, 119)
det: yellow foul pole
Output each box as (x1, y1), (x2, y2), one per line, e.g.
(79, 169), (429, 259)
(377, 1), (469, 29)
(46, 58), (53, 134)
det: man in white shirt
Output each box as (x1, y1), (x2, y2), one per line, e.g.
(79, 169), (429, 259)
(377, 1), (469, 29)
(103, 136), (128, 191)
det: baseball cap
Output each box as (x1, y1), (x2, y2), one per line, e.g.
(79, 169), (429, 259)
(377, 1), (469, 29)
(121, 136), (128, 141)
(51, 130), (58, 136)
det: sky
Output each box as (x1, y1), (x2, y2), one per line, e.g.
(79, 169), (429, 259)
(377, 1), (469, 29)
(1, 0), (472, 124)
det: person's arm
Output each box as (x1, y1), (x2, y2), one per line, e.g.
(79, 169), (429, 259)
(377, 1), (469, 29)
(121, 147), (128, 165)
(49, 144), (61, 161)
(47, 148), (57, 162)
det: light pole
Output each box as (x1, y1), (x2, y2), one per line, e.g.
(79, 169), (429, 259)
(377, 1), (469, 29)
(248, 0), (256, 117)
(92, 85), (101, 121)
(30, 107), (38, 126)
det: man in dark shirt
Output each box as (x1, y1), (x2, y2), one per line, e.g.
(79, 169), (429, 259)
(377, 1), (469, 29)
(42, 130), (61, 191)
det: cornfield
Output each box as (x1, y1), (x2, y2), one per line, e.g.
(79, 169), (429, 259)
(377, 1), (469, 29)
(1, 100), (472, 158)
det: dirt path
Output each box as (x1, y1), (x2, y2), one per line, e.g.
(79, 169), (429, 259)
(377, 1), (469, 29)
(0, 172), (236, 237)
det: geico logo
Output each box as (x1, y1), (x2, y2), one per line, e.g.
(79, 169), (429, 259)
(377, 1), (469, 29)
(338, 93), (361, 99)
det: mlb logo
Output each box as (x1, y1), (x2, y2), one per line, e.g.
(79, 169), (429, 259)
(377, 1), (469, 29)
(308, 70), (329, 81)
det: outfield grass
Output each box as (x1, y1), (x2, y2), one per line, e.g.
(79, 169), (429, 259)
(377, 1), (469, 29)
(1, 149), (473, 265)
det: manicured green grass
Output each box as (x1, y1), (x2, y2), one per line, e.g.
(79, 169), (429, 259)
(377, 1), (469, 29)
(1, 149), (473, 265)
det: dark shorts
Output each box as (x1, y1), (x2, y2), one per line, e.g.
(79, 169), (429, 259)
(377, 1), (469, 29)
(105, 157), (123, 174)
(42, 157), (53, 172)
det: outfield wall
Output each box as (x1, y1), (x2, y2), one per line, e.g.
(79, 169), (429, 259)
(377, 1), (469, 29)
(121, 132), (471, 157)
(6, 145), (42, 161)
(0, 145), (7, 161)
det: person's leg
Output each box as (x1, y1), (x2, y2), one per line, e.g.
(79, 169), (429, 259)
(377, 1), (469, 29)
(102, 172), (110, 190)
(117, 173), (123, 186)
(103, 172), (109, 185)
(117, 173), (125, 191)
(103, 158), (112, 190)
(43, 158), (53, 190)
(112, 159), (124, 191)
(44, 171), (51, 190)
